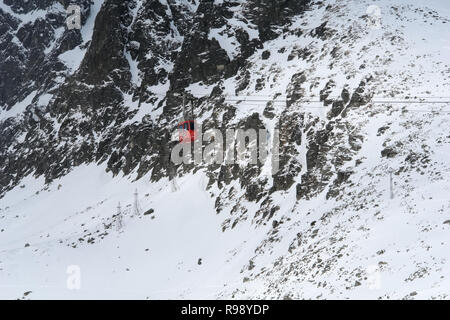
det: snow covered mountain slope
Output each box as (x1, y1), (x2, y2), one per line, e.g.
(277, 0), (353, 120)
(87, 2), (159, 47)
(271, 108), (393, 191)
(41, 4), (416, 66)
(0, 0), (450, 299)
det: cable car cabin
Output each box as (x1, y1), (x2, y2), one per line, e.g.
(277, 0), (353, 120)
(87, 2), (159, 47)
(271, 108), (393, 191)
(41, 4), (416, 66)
(177, 120), (196, 143)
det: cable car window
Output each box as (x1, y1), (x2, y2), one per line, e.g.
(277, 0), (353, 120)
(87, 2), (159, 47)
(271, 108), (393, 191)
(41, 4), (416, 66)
(190, 122), (195, 130)
(184, 123), (188, 130)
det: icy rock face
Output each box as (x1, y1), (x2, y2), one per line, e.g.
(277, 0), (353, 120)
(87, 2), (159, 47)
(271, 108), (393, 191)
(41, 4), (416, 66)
(0, 0), (90, 109)
(0, 0), (93, 189)
(0, 0), (310, 199)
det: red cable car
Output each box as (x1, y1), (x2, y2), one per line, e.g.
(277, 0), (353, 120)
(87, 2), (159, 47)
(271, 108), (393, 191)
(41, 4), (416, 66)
(177, 120), (196, 143)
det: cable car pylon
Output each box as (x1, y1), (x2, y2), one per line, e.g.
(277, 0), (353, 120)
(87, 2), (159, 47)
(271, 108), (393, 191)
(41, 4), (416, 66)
(116, 202), (123, 231)
(132, 189), (142, 216)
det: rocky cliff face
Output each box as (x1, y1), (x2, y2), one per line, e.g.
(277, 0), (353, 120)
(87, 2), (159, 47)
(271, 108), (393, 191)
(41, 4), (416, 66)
(0, 0), (311, 216)
(1, 0), (450, 299)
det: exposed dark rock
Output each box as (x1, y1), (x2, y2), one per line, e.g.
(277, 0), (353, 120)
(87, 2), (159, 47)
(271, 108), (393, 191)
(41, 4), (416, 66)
(144, 209), (155, 216)
(381, 147), (398, 158)
(310, 21), (334, 40)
